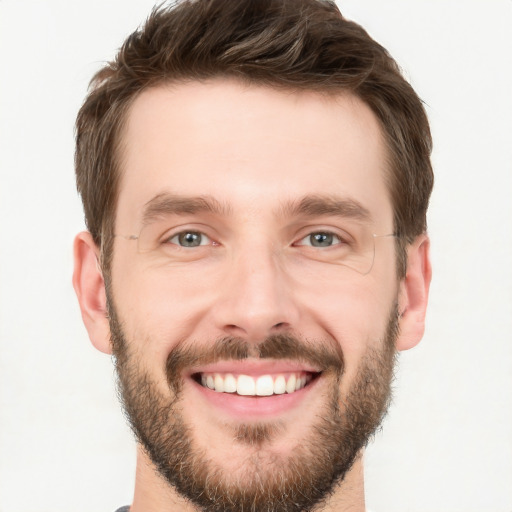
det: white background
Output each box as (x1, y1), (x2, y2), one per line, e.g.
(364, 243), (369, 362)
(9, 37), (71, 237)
(0, 1), (511, 511)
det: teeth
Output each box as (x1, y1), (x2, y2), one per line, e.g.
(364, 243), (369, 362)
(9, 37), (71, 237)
(286, 374), (296, 394)
(255, 375), (274, 396)
(214, 374), (224, 393)
(237, 375), (256, 396)
(274, 375), (286, 395)
(199, 372), (312, 396)
(223, 373), (237, 393)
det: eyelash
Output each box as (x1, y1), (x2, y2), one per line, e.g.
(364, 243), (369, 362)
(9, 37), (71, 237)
(165, 231), (214, 247)
(294, 231), (345, 248)
(164, 229), (347, 249)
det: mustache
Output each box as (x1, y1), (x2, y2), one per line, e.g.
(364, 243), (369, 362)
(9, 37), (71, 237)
(166, 333), (344, 393)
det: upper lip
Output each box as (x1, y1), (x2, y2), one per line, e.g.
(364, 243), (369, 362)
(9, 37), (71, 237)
(187, 359), (322, 377)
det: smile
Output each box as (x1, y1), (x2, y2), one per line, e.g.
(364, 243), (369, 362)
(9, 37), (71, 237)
(196, 371), (315, 396)
(187, 361), (324, 418)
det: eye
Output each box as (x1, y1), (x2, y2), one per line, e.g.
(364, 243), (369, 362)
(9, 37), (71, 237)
(297, 231), (343, 248)
(167, 231), (212, 248)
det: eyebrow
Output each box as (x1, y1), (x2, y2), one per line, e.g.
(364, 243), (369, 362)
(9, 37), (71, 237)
(279, 195), (372, 223)
(141, 193), (231, 225)
(140, 192), (372, 225)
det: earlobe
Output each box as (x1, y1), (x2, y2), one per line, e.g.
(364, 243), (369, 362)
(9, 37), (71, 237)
(72, 231), (112, 354)
(396, 234), (432, 351)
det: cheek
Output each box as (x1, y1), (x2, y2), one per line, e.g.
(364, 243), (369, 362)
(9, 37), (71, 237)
(302, 274), (398, 375)
(110, 260), (222, 353)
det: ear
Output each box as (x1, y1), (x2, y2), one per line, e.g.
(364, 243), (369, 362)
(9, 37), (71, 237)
(396, 234), (432, 351)
(72, 231), (112, 354)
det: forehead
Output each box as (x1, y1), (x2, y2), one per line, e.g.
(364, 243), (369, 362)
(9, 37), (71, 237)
(117, 79), (392, 230)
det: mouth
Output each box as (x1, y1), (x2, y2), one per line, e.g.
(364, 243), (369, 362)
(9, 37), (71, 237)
(185, 360), (325, 418)
(193, 371), (319, 396)
(184, 358), (325, 422)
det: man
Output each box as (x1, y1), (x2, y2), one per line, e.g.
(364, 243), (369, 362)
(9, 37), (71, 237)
(72, 0), (432, 511)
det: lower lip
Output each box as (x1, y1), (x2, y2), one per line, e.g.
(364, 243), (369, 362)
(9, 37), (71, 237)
(188, 375), (321, 419)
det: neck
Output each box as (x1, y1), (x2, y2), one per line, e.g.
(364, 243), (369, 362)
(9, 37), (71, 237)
(130, 445), (366, 512)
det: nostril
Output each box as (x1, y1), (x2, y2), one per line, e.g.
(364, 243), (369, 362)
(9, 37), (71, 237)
(222, 322), (289, 340)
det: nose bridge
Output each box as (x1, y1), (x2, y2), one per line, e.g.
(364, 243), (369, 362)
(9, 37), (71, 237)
(213, 237), (298, 341)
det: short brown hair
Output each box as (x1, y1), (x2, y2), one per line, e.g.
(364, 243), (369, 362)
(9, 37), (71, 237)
(75, 0), (433, 276)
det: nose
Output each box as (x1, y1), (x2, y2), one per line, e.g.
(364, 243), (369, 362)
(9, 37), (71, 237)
(210, 243), (300, 342)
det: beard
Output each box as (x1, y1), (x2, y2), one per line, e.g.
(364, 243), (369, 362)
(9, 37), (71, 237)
(109, 298), (398, 512)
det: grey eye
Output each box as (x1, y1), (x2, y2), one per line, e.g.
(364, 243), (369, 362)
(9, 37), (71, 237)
(170, 231), (208, 247)
(307, 232), (339, 247)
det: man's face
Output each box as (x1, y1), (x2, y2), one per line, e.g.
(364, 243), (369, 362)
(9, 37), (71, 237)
(109, 80), (401, 510)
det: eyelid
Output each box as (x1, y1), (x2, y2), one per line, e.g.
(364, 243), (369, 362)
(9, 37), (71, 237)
(295, 232), (341, 247)
(293, 227), (353, 247)
(168, 230), (213, 246)
(156, 224), (220, 245)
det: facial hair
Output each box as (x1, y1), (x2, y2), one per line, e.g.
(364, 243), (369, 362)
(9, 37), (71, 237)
(109, 299), (398, 512)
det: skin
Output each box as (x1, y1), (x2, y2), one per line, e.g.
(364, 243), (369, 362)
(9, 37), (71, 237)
(73, 80), (431, 511)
